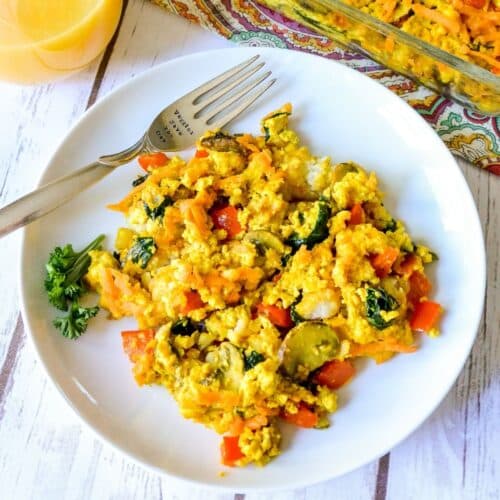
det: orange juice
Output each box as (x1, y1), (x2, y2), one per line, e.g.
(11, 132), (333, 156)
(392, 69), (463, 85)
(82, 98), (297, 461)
(0, 0), (123, 84)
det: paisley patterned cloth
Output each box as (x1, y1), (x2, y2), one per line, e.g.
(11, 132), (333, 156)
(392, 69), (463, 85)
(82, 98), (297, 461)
(153, 0), (500, 174)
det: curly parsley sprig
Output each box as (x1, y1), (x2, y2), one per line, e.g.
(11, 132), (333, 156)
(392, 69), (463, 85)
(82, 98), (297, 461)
(45, 235), (105, 339)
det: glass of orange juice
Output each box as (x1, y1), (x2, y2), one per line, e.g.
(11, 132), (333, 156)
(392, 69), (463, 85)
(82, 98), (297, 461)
(0, 0), (123, 84)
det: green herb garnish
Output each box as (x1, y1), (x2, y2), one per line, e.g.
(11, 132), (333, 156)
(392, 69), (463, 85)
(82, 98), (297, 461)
(44, 235), (105, 311)
(53, 303), (99, 340)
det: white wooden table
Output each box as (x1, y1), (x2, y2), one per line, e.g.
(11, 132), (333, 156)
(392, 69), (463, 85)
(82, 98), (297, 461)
(0, 2), (498, 499)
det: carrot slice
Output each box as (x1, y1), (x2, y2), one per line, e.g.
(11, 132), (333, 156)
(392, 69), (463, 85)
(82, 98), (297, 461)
(350, 340), (417, 356)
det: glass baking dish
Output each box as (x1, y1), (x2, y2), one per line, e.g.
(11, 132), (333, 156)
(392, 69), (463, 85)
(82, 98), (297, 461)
(257, 0), (500, 115)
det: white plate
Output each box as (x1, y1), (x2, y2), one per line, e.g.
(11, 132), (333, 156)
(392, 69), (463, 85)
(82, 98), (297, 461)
(20, 47), (485, 491)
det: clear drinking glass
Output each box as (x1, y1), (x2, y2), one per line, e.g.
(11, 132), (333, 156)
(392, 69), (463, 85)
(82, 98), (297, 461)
(0, 0), (123, 84)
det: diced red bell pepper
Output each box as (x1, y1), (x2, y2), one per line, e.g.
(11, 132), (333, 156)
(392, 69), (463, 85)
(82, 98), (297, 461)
(181, 290), (204, 314)
(121, 329), (155, 362)
(195, 149), (209, 158)
(410, 300), (442, 332)
(138, 152), (169, 171)
(210, 205), (242, 238)
(369, 247), (400, 278)
(220, 435), (244, 466)
(282, 403), (318, 428)
(256, 303), (293, 328)
(313, 360), (355, 389)
(349, 203), (365, 225)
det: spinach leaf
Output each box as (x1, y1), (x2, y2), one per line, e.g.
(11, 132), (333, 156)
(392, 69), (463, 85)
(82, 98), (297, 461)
(129, 237), (156, 268)
(286, 202), (331, 251)
(244, 350), (265, 371)
(171, 318), (206, 336)
(132, 173), (149, 187)
(383, 218), (397, 232)
(365, 287), (399, 330)
(144, 196), (173, 220)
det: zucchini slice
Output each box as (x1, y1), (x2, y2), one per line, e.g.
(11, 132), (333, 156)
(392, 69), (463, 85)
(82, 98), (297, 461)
(205, 342), (245, 390)
(332, 162), (363, 184)
(281, 322), (340, 380)
(245, 230), (286, 255)
(200, 132), (244, 154)
(286, 201), (331, 251)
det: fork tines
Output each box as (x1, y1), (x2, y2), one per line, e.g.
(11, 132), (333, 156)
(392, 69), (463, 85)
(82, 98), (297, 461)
(188, 55), (276, 129)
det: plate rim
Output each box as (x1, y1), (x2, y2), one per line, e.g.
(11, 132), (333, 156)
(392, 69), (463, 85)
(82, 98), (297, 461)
(18, 46), (486, 492)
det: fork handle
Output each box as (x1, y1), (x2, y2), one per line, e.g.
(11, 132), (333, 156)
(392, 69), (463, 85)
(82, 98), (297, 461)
(0, 161), (114, 238)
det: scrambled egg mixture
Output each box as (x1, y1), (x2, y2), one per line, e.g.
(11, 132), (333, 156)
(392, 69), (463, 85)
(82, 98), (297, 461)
(85, 104), (442, 467)
(263, 0), (499, 113)
(347, 0), (499, 75)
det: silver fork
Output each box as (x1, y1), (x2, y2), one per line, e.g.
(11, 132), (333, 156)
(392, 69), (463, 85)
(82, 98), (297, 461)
(0, 55), (275, 238)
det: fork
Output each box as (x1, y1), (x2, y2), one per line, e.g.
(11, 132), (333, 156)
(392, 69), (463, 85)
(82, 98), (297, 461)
(0, 55), (275, 238)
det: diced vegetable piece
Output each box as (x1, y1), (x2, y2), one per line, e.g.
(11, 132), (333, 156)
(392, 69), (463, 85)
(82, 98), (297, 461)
(181, 290), (204, 314)
(464, 0), (485, 7)
(383, 218), (397, 232)
(244, 350), (265, 370)
(128, 237), (156, 268)
(210, 205), (242, 238)
(395, 253), (418, 276)
(205, 342), (244, 391)
(143, 196), (173, 220)
(370, 247), (400, 278)
(121, 329), (155, 362)
(132, 173), (148, 187)
(286, 201), (330, 251)
(257, 303), (293, 328)
(407, 271), (431, 306)
(313, 360), (355, 389)
(349, 203), (365, 225)
(282, 403), (318, 428)
(281, 322), (340, 380)
(410, 301), (442, 332)
(201, 132), (244, 154)
(332, 162), (360, 183)
(365, 287), (399, 330)
(138, 152), (169, 171)
(115, 227), (135, 251)
(171, 318), (198, 336)
(221, 435), (244, 466)
(195, 149), (209, 158)
(245, 230), (285, 255)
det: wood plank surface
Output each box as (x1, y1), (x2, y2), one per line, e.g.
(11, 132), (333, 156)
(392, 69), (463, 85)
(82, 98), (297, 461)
(0, 1), (498, 499)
